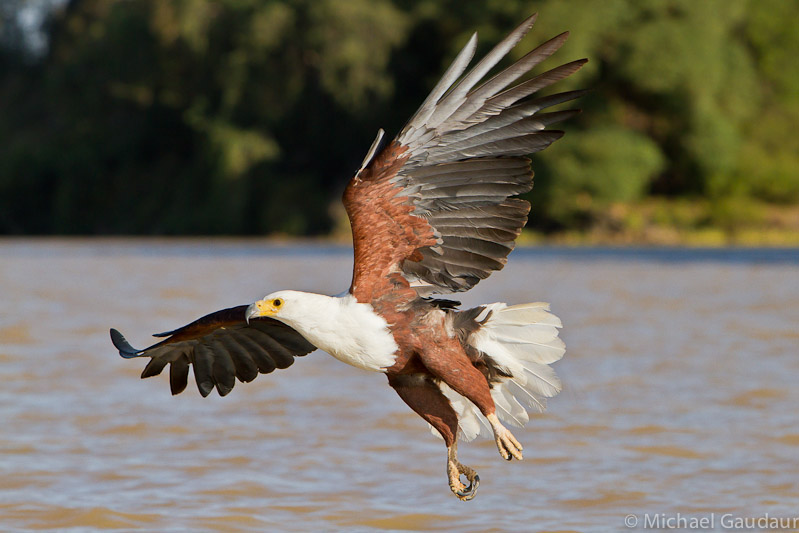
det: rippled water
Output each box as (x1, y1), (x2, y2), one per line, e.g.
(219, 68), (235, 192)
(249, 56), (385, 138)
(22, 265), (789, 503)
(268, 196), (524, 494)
(1, 239), (798, 532)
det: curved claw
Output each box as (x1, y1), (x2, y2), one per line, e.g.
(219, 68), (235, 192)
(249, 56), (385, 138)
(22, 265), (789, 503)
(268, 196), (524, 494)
(455, 474), (480, 500)
(449, 460), (480, 501)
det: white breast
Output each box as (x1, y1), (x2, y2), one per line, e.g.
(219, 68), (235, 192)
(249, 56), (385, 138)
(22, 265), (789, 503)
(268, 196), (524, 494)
(278, 292), (399, 372)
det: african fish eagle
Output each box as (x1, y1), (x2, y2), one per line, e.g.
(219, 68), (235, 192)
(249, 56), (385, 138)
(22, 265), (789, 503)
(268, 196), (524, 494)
(111, 13), (586, 500)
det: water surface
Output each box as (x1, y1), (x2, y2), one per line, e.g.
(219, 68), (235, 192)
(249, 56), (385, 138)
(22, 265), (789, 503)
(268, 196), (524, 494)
(1, 240), (798, 532)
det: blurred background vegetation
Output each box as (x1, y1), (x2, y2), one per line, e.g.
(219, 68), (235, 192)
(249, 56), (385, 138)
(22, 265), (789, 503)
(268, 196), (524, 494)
(1, 0), (798, 243)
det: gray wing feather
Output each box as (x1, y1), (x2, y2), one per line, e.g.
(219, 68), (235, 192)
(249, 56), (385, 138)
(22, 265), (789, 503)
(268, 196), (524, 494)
(425, 14), (540, 129)
(401, 33), (478, 146)
(445, 31), (570, 126)
(439, 109), (580, 150)
(381, 16), (586, 293)
(482, 60), (588, 113)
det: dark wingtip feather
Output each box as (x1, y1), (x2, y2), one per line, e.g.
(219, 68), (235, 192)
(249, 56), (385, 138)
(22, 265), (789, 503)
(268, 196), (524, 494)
(110, 328), (144, 358)
(211, 351), (236, 396)
(197, 379), (215, 398)
(170, 357), (190, 396)
(141, 357), (168, 379)
(216, 383), (233, 397)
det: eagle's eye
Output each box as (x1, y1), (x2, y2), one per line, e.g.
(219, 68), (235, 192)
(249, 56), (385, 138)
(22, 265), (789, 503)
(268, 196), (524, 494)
(273, 298), (283, 308)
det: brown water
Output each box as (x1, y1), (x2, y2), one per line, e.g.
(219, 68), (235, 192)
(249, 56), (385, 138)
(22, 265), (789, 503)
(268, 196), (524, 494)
(1, 239), (798, 532)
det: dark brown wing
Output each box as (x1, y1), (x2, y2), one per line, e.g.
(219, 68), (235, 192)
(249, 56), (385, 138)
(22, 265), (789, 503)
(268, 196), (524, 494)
(111, 305), (316, 397)
(343, 14), (586, 299)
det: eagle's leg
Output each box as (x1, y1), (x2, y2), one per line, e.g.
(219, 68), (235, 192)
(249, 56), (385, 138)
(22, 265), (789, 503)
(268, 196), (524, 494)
(447, 442), (480, 500)
(418, 345), (524, 461)
(387, 373), (480, 501)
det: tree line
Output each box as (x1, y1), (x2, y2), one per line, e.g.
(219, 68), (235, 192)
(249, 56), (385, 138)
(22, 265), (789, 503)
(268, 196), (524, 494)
(1, 0), (796, 237)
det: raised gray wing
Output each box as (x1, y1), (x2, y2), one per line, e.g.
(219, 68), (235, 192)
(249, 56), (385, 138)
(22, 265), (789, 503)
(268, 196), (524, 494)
(390, 14), (587, 292)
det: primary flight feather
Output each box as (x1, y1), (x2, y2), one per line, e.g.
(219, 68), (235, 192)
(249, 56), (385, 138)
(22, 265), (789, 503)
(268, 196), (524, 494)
(111, 13), (585, 500)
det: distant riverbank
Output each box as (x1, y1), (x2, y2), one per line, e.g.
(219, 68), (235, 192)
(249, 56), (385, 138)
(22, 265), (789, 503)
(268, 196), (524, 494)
(520, 200), (799, 247)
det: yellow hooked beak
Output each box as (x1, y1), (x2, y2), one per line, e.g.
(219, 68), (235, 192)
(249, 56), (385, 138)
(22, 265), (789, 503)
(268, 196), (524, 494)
(245, 298), (283, 323)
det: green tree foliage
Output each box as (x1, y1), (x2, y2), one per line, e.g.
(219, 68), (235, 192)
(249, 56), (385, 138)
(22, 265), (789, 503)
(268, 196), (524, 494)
(0, 0), (408, 234)
(0, 0), (796, 235)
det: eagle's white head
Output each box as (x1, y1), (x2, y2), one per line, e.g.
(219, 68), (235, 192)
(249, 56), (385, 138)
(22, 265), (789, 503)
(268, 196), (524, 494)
(246, 290), (321, 329)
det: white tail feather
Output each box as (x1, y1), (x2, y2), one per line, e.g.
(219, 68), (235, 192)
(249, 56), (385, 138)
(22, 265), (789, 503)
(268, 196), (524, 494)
(430, 302), (565, 442)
